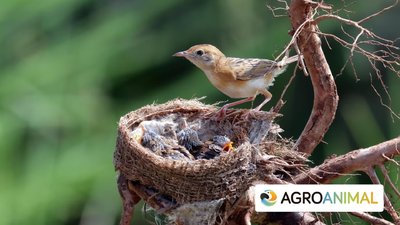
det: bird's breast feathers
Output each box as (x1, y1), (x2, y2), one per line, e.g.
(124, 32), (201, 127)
(203, 70), (273, 98)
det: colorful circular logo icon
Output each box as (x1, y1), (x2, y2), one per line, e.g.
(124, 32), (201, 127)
(260, 190), (277, 206)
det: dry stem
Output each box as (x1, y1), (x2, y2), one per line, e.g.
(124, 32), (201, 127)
(350, 212), (394, 225)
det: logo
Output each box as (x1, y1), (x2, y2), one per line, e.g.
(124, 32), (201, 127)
(260, 190), (277, 206)
(255, 185), (384, 212)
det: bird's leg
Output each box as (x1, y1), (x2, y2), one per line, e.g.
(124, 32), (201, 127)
(221, 97), (255, 111)
(216, 97), (254, 118)
(254, 90), (272, 111)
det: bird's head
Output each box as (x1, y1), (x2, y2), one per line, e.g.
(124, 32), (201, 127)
(173, 44), (225, 71)
(212, 135), (234, 152)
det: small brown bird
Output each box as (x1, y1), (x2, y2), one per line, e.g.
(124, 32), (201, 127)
(173, 44), (298, 115)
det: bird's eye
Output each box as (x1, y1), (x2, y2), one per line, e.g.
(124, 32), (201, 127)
(196, 50), (204, 56)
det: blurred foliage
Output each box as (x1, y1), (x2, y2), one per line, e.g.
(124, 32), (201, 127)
(0, 0), (398, 225)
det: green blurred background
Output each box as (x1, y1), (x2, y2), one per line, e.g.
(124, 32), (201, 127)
(0, 0), (398, 224)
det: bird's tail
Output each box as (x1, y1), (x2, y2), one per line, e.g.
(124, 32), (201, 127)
(273, 54), (301, 77)
(278, 55), (300, 67)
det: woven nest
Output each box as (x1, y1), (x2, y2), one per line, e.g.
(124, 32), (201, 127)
(114, 98), (307, 219)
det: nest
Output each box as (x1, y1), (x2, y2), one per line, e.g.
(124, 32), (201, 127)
(114, 98), (307, 225)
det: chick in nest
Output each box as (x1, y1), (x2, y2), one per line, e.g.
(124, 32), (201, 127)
(132, 120), (194, 160)
(177, 127), (203, 151)
(131, 120), (177, 143)
(211, 135), (234, 152)
(141, 130), (171, 153)
(197, 135), (234, 160)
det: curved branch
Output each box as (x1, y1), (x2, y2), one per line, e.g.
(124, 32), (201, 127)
(289, 0), (339, 155)
(294, 136), (400, 184)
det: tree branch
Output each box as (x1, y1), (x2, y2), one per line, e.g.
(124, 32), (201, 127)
(350, 212), (395, 225)
(294, 136), (400, 184)
(289, 0), (339, 155)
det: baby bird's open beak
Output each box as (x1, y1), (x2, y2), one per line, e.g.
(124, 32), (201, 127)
(223, 141), (234, 152)
(173, 51), (188, 57)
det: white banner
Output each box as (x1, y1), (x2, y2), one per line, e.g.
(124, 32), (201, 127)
(254, 184), (384, 212)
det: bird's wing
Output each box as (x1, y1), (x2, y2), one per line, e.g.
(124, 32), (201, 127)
(227, 57), (277, 81)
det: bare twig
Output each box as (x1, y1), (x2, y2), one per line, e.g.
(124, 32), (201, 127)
(293, 41), (309, 76)
(379, 165), (400, 199)
(350, 212), (394, 225)
(310, 2), (400, 119)
(266, 0), (289, 17)
(272, 63), (297, 112)
(365, 167), (400, 223)
(287, 0), (400, 156)
(357, 0), (398, 24)
(369, 73), (400, 120)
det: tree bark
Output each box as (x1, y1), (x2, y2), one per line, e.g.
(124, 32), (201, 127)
(289, 0), (339, 155)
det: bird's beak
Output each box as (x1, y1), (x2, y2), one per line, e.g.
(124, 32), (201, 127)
(223, 142), (234, 152)
(173, 51), (188, 57)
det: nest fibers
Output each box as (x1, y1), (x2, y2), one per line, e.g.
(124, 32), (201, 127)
(114, 98), (307, 225)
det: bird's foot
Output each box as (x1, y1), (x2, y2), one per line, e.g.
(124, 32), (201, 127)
(254, 103), (265, 112)
(241, 109), (257, 120)
(211, 106), (229, 121)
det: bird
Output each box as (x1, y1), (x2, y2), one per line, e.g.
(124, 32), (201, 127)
(197, 135), (234, 160)
(131, 120), (194, 159)
(176, 125), (234, 159)
(131, 120), (177, 145)
(211, 135), (234, 152)
(177, 127), (203, 151)
(141, 130), (195, 160)
(173, 44), (298, 116)
(141, 130), (170, 153)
